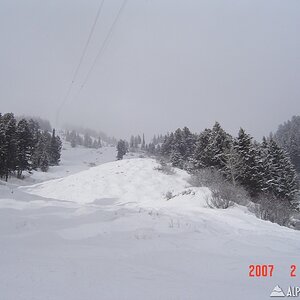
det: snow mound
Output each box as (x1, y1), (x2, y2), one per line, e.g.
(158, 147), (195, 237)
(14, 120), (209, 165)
(23, 158), (210, 210)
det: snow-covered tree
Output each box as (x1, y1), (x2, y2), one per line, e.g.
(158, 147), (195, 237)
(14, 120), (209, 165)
(0, 113), (6, 178)
(262, 138), (298, 202)
(117, 140), (127, 160)
(1, 113), (17, 181)
(83, 133), (93, 148)
(141, 134), (145, 150)
(274, 115), (300, 172)
(49, 129), (62, 166)
(191, 128), (212, 170)
(16, 119), (32, 178)
(161, 132), (174, 157)
(233, 128), (262, 196)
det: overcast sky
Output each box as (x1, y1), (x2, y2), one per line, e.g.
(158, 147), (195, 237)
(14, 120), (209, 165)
(0, 0), (299, 140)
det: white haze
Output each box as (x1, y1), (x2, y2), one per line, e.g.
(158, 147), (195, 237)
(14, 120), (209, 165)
(0, 0), (299, 140)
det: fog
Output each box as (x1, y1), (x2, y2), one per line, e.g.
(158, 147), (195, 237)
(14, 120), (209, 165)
(0, 0), (299, 140)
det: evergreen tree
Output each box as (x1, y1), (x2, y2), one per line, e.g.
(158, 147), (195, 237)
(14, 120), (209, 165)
(170, 149), (183, 168)
(181, 126), (196, 161)
(83, 133), (92, 148)
(1, 113), (17, 181)
(130, 135), (135, 149)
(170, 129), (185, 167)
(148, 143), (156, 155)
(233, 128), (261, 196)
(263, 138), (298, 202)
(141, 134), (145, 150)
(70, 130), (77, 148)
(16, 119), (32, 178)
(191, 128), (212, 169)
(40, 151), (49, 172)
(134, 136), (139, 149)
(32, 131), (51, 171)
(137, 135), (142, 145)
(117, 140), (127, 160)
(49, 129), (62, 165)
(206, 122), (231, 169)
(0, 113), (6, 178)
(274, 116), (300, 172)
(161, 132), (175, 157)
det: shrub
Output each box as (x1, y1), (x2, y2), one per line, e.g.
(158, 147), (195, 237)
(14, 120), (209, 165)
(189, 168), (250, 207)
(205, 190), (234, 209)
(165, 191), (174, 200)
(252, 193), (297, 227)
(154, 158), (175, 175)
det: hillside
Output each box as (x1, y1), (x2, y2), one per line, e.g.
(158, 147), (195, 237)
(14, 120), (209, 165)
(1, 147), (300, 299)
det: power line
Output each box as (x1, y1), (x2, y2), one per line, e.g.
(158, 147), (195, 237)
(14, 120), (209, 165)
(77, 0), (128, 94)
(56, 0), (105, 126)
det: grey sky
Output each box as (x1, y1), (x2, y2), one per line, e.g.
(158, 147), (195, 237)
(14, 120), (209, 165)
(0, 0), (299, 141)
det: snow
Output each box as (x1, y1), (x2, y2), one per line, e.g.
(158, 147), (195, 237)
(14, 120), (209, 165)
(1, 144), (300, 299)
(23, 158), (205, 207)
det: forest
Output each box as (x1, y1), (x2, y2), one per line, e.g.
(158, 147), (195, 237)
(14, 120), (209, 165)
(0, 112), (62, 180)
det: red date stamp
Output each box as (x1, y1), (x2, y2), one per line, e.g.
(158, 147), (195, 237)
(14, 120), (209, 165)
(248, 265), (297, 277)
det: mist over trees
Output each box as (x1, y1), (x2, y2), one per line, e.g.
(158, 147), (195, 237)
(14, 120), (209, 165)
(16, 115), (52, 132)
(273, 115), (300, 173)
(65, 130), (102, 149)
(63, 124), (117, 146)
(0, 112), (62, 180)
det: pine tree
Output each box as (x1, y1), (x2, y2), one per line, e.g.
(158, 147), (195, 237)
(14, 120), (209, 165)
(207, 122), (231, 169)
(16, 119), (32, 178)
(40, 151), (49, 172)
(0, 113), (6, 178)
(137, 135), (142, 145)
(32, 131), (51, 170)
(161, 132), (174, 157)
(130, 135), (135, 149)
(141, 134), (145, 150)
(233, 128), (261, 196)
(83, 133), (92, 148)
(274, 116), (300, 172)
(49, 129), (62, 165)
(148, 143), (156, 154)
(191, 128), (212, 170)
(182, 126), (197, 162)
(170, 149), (183, 168)
(1, 113), (17, 181)
(170, 129), (185, 167)
(264, 138), (298, 202)
(134, 136), (139, 149)
(117, 140), (127, 160)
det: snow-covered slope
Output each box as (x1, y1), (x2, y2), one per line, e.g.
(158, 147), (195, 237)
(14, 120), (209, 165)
(29, 142), (118, 183)
(24, 158), (210, 209)
(1, 152), (300, 300)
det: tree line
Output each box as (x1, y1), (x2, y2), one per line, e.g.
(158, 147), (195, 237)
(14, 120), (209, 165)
(65, 130), (102, 149)
(154, 122), (298, 205)
(274, 115), (300, 173)
(0, 113), (62, 180)
(64, 125), (117, 146)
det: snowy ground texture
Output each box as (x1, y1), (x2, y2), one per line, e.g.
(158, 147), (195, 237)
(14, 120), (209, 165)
(1, 143), (300, 300)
